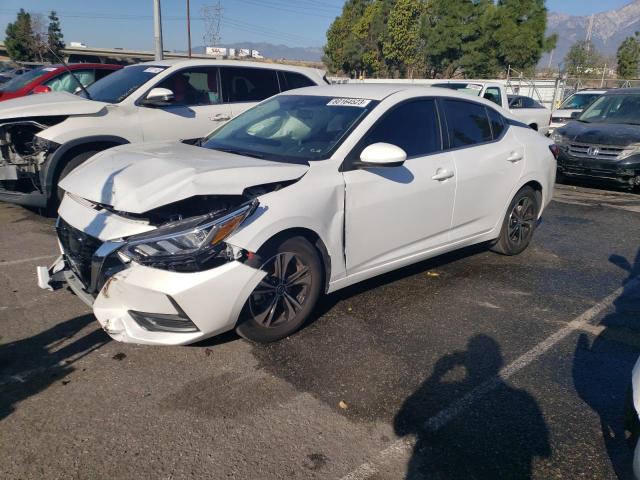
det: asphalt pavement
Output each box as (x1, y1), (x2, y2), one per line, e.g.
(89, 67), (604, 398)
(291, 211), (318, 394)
(1, 183), (640, 479)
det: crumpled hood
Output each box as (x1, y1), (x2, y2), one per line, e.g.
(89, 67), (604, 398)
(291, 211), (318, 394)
(0, 92), (108, 121)
(59, 141), (309, 213)
(558, 121), (640, 146)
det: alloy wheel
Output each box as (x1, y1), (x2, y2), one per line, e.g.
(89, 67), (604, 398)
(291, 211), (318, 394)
(508, 196), (536, 246)
(249, 252), (312, 327)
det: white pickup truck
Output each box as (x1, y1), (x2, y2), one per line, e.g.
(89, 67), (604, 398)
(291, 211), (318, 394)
(432, 81), (551, 136)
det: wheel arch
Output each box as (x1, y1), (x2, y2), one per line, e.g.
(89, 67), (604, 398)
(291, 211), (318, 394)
(252, 227), (332, 294)
(522, 179), (543, 209)
(43, 135), (130, 198)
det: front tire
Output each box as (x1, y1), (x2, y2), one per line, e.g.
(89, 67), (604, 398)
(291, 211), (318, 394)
(53, 150), (99, 210)
(491, 186), (539, 256)
(236, 236), (323, 343)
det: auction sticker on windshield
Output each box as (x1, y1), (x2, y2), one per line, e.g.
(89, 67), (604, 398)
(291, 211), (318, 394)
(327, 98), (371, 107)
(144, 67), (165, 74)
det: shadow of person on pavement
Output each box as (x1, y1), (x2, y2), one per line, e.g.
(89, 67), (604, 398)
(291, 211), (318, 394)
(0, 314), (109, 420)
(572, 249), (640, 479)
(394, 335), (550, 479)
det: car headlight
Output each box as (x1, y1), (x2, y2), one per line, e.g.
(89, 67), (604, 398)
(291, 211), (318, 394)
(551, 132), (569, 147)
(120, 200), (258, 271)
(620, 143), (640, 160)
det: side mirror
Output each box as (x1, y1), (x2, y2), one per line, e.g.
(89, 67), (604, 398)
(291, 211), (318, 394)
(358, 142), (407, 168)
(570, 111), (581, 119)
(31, 85), (51, 95)
(142, 87), (174, 106)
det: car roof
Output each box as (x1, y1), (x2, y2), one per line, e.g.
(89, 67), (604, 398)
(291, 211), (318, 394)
(277, 83), (511, 105)
(604, 87), (640, 95)
(133, 58), (325, 76)
(573, 89), (606, 94)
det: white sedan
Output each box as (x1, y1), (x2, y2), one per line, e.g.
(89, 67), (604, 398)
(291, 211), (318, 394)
(38, 85), (558, 345)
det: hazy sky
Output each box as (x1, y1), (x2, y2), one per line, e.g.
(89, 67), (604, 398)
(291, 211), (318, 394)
(0, 0), (635, 50)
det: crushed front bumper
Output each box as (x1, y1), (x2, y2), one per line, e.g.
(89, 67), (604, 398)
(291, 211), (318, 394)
(39, 253), (265, 346)
(38, 194), (266, 346)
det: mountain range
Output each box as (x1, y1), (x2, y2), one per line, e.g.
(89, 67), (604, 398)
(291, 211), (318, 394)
(542, 0), (640, 68)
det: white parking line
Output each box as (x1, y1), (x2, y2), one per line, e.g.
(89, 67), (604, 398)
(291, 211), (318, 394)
(340, 277), (640, 480)
(0, 255), (56, 267)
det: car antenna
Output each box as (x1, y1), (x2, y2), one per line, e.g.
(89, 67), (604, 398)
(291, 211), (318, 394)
(42, 42), (92, 100)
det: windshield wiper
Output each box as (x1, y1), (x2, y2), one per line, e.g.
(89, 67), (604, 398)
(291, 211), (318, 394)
(213, 147), (264, 159)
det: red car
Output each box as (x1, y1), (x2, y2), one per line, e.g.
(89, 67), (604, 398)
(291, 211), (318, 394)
(0, 63), (121, 101)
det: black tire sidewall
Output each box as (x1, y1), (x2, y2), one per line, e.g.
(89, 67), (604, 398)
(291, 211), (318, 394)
(236, 236), (323, 343)
(54, 150), (99, 207)
(495, 187), (539, 256)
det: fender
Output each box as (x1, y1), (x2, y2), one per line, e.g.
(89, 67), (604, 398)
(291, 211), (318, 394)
(41, 135), (130, 197)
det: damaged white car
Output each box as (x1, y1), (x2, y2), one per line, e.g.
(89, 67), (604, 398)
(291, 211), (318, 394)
(38, 85), (558, 345)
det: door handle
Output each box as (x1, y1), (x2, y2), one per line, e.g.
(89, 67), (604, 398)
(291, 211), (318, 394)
(507, 152), (524, 163)
(432, 168), (455, 181)
(209, 114), (231, 122)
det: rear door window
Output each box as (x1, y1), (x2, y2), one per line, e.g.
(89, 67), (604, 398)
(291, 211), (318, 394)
(486, 107), (506, 139)
(442, 99), (493, 148)
(221, 67), (280, 102)
(483, 87), (502, 107)
(278, 71), (315, 91)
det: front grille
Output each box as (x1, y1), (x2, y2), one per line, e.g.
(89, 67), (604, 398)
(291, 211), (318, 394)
(56, 218), (103, 288)
(567, 142), (625, 161)
(551, 116), (571, 123)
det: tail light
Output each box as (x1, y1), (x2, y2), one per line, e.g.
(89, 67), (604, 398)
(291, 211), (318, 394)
(549, 144), (560, 159)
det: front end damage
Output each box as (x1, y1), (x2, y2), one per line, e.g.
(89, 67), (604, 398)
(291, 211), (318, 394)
(37, 183), (293, 345)
(0, 116), (66, 205)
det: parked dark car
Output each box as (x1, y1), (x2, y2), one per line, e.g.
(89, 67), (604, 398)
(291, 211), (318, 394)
(552, 88), (640, 189)
(0, 64), (121, 101)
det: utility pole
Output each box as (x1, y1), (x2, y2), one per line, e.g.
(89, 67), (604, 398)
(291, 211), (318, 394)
(187, 0), (192, 58)
(153, 0), (164, 61)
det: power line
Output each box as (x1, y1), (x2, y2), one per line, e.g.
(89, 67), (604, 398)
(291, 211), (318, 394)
(0, 8), (319, 45)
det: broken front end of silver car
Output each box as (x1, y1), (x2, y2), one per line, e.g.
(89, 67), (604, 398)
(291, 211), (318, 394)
(0, 116), (65, 206)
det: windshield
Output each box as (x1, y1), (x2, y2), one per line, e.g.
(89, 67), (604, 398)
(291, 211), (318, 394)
(83, 64), (167, 103)
(579, 93), (640, 125)
(560, 92), (601, 110)
(0, 67), (53, 92)
(202, 95), (378, 163)
(432, 83), (483, 96)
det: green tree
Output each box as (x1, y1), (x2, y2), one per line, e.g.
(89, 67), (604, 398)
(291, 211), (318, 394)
(493, 0), (556, 73)
(421, 0), (496, 78)
(47, 11), (65, 61)
(383, 0), (425, 77)
(4, 9), (36, 62)
(352, 0), (393, 77)
(324, 0), (370, 76)
(617, 32), (640, 79)
(564, 40), (603, 75)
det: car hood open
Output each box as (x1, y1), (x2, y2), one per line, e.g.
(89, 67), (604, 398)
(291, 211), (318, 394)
(0, 92), (108, 121)
(59, 141), (310, 213)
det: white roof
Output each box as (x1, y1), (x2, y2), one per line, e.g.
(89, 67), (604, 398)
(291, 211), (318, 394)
(132, 58), (325, 77)
(283, 83), (506, 105)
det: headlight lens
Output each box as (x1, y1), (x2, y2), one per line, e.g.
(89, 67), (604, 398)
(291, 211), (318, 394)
(120, 200), (257, 271)
(551, 132), (569, 146)
(620, 143), (640, 160)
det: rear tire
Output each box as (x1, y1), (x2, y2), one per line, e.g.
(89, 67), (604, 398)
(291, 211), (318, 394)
(236, 236), (323, 343)
(491, 186), (539, 256)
